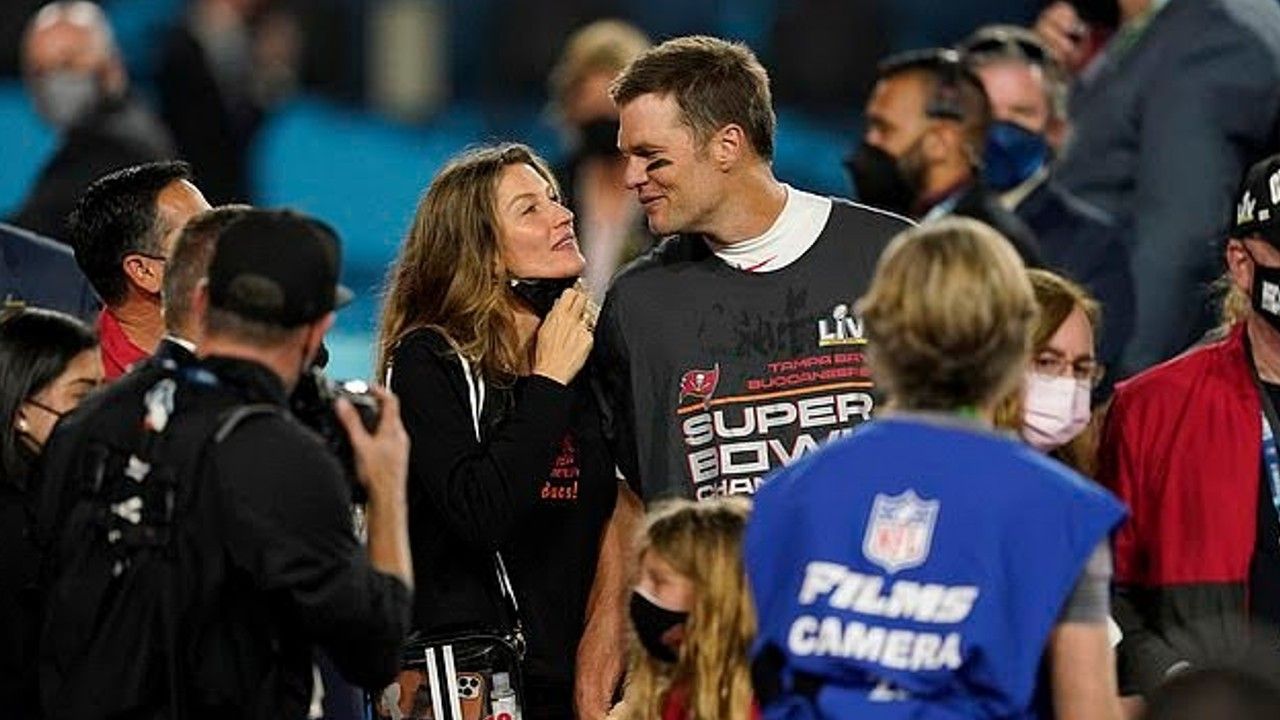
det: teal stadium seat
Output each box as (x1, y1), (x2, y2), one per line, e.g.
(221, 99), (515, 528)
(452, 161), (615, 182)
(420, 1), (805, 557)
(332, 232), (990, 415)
(252, 96), (482, 379)
(0, 81), (56, 221)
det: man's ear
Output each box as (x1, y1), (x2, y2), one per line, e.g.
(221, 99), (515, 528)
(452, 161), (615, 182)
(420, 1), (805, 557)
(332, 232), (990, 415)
(102, 56), (127, 98)
(711, 123), (746, 171)
(307, 312), (336, 356)
(922, 122), (960, 164)
(1227, 239), (1254, 296)
(192, 279), (210, 326)
(122, 253), (164, 295)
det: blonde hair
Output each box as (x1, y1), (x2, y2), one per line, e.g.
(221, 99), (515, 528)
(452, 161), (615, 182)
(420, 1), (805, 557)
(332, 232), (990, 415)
(549, 19), (651, 116)
(858, 217), (1038, 411)
(376, 143), (560, 384)
(616, 498), (755, 720)
(1217, 271), (1251, 328)
(993, 269), (1102, 474)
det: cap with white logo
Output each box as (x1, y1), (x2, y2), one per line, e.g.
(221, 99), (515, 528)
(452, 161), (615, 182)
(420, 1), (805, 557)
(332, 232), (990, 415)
(1232, 154), (1280, 245)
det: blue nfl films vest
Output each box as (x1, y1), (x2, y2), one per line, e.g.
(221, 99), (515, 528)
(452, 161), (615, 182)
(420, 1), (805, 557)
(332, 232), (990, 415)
(746, 417), (1125, 719)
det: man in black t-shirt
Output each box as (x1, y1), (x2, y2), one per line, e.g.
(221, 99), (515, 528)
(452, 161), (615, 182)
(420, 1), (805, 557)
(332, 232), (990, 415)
(577, 38), (909, 719)
(595, 35), (910, 504)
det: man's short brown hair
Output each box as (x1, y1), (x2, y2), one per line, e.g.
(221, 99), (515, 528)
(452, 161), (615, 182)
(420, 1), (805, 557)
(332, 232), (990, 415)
(203, 307), (302, 349)
(162, 205), (251, 337)
(609, 35), (776, 160)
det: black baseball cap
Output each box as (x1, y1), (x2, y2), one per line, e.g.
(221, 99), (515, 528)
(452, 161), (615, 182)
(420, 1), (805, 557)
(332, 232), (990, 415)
(207, 209), (353, 327)
(1232, 154), (1280, 246)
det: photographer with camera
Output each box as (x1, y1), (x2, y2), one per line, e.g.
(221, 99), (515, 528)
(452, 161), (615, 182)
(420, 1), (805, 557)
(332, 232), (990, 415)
(36, 209), (412, 720)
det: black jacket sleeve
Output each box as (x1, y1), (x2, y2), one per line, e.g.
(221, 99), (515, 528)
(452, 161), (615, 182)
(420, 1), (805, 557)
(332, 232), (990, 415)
(389, 330), (575, 549)
(216, 416), (411, 690)
(590, 292), (641, 493)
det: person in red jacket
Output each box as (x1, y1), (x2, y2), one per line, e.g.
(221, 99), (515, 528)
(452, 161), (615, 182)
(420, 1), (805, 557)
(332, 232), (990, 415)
(1099, 154), (1280, 697)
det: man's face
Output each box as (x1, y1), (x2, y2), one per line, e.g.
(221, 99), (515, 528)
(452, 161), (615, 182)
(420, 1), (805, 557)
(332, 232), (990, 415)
(863, 75), (932, 159)
(157, 180), (212, 260)
(23, 18), (107, 82)
(23, 16), (117, 129)
(973, 60), (1050, 135)
(126, 179), (210, 298)
(618, 93), (725, 237)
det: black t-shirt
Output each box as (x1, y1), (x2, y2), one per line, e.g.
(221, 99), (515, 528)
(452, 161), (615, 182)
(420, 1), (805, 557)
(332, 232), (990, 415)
(1251, 383), (1280, 631)
(593, 198), (907, 501)
(388, 329), (616, 692)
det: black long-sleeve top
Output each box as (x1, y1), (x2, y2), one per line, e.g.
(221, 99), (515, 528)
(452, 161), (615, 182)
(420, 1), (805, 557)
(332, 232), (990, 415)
(389, 328), (615, 692)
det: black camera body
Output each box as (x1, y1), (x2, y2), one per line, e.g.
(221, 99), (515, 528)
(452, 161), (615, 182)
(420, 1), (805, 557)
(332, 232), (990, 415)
(290, 367), (380, 503)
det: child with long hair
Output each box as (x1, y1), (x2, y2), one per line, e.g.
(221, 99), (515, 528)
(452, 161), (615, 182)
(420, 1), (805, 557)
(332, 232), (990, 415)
(613, 498), (758, 720)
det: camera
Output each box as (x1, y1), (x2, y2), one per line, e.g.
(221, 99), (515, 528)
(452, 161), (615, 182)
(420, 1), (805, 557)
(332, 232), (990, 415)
(290, 366), (381, 503)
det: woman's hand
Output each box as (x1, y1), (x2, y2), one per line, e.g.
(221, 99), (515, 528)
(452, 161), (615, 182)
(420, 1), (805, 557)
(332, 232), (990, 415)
(533, 286), (597, 385)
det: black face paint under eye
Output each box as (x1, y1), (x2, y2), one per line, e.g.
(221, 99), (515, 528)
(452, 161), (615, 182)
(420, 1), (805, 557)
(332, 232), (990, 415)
(645, 158), (672, 173)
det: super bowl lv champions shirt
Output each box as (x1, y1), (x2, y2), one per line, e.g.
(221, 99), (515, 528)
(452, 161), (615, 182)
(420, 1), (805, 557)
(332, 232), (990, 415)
(594, 194), (909, 502)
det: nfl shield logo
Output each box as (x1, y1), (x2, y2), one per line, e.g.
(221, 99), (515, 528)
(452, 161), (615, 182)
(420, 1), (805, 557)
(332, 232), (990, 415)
(862, 490), (940, 574)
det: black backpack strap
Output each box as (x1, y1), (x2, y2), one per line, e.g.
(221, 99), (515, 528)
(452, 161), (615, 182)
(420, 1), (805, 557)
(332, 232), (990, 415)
(213, 403), (284, 443)
(162, 403), (283, 720)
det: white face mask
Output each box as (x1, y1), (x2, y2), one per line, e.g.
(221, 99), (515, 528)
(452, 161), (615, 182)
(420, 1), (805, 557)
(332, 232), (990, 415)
(33, 70), (101, 130)
(1022, 372), (1091, 452)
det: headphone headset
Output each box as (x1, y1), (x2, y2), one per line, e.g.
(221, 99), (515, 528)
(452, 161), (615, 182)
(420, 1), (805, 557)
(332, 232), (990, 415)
(926, 51), (966, 121)
(876, 48), (970, 122)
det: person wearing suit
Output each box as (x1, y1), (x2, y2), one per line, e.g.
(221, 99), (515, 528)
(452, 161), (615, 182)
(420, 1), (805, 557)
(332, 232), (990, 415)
(1042, 0), (1280, 374)
(0, 223), (97, 320)
(11, 2), (174, 241)
(848, 48), (1044, 267)
(962, 25), (1135, 385)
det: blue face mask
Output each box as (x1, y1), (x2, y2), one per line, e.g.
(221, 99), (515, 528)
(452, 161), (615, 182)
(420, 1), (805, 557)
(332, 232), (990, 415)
(983, 120), (1050, 192)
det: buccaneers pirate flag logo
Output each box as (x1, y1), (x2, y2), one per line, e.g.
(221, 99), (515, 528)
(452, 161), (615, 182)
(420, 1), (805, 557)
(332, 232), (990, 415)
(678, 363), (720, 410)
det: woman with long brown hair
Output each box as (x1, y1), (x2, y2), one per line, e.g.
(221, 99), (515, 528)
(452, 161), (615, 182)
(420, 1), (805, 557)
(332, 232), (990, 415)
(612, 498), (757, 720)
(376, 142), (618, 720)
(995, 268), (1105, 475)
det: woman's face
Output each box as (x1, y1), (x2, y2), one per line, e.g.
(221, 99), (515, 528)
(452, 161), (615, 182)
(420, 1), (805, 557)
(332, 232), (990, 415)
(1031, 305), (1097, 382)
(494, 163), (584, 280)
(18, 348), (102, 449)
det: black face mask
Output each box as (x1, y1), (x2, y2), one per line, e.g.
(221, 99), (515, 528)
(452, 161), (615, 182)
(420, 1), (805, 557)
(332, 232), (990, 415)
(846, 142), (917, 217)
(510, 277), (577, 318)
(629, 590), (688, 664)
(577, 118), (621, 159)
(1246, 246), (1280, 334)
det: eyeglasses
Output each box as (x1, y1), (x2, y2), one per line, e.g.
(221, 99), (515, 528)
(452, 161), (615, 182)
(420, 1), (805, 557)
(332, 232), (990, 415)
(1031, 353), (1105, 386)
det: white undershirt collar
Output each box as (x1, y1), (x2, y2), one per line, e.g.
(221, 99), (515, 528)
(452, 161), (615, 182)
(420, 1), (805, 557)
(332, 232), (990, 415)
(710, 184), (833, 273)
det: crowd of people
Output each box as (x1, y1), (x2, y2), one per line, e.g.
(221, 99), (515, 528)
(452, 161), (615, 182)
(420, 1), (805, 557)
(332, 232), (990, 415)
(8, 0), (1280, 719)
